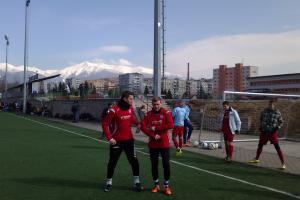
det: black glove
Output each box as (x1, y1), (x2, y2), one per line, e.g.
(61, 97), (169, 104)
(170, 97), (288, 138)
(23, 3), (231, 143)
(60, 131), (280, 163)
(235, 130), (240, 134)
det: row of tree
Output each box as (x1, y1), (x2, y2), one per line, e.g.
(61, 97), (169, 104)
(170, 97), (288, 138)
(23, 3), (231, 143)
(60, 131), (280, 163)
(49, 81), (121, 99)
(144, 85), (212, 99)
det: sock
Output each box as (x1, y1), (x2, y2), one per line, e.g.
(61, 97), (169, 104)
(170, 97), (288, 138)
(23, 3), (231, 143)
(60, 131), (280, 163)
(228, 144), (233, 159)
(225, 145), (229, 157)
(154, 179), (159, 185)
(133, 176), (140, 184)
(255, 147), (263, 160)
(276, 149), (284, 164)
(106, 178), (112, 185)
(179, 137), (183, 148)
(172, 137), (179, 149)
(164, 180), (169, 187)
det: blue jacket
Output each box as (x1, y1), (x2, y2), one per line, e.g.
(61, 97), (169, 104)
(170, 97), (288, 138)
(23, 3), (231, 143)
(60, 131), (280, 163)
(183, 105), (190, 121)
(220, 107), (241, 134)
(172, 106), (187, 126)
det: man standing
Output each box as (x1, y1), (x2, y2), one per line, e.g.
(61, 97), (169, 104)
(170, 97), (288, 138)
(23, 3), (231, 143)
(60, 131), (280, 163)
(141, 97), (174, 195)
(101, 102), (114, 121)
(183, 101), (194, 146)
(102, 91), (143, 192)
(71, 100), (80, 123)
(100, 102), (115, 140)
(138, 104), (147, 121)
(172, 100), (187, 156)
(221, 101), (241, 162)
(249, 99), (285, 169)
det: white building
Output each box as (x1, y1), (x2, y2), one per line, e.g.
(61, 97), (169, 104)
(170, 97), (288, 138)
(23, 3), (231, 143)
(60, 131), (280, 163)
(119, 73), (144, 94)
(65, 78), (83, 89)
(144, 78), (153, 94)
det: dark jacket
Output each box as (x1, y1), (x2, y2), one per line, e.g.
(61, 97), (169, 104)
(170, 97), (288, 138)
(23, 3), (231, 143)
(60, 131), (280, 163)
(260, 107), (283, 134)
(71, 102), (80, 113)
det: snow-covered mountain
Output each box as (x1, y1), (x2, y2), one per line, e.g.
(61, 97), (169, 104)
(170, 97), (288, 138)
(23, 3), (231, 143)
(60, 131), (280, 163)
(0, 63), (54, 83)
(0, 59), (175, 83)
(58, 60), (154, 80)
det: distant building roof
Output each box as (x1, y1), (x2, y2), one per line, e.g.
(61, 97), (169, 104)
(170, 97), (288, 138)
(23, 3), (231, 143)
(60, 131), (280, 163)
(8, 74), (60, 91)
(248, 73), (300, 80)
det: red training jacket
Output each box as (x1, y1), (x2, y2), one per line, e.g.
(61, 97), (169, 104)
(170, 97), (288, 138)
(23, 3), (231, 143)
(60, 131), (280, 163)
(141, 108), (174, 148)
(102, 105), (139, 141)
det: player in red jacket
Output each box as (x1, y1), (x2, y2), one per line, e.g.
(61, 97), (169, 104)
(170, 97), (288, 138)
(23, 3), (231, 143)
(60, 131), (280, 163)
(141, 96), (174, 195)
(102, 91), (143, 192)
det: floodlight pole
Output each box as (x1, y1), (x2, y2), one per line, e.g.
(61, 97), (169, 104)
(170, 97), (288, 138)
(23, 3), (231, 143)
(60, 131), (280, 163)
(23, 0), (30, 113)
(4, 35), (9, 105)
(153, 0), (162, 97)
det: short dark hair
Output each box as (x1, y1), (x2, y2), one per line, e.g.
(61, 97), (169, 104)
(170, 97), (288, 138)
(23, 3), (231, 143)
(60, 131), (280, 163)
(222, 101), (229, 106)
(178, 100), (184, 107)
(121, 90), (134, 99)
(269, 98), (277, 104)
(152, 96), (162, 103)
(187, 101), (194, 105)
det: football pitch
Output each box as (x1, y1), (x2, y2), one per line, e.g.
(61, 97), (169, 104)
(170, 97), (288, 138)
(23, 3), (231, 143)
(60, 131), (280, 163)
(0, 112), (300, 200)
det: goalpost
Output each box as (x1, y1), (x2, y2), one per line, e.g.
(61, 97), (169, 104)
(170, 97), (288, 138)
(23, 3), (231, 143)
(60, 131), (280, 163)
(197, 91), (300, 149)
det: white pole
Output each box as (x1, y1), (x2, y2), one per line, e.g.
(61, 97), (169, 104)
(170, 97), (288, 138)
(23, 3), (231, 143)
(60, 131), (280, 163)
(223, 91), (300, 98)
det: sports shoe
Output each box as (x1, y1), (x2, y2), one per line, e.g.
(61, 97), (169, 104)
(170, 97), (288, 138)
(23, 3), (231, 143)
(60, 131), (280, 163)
(163, 185), (172, 196)
(185, 143), (192, 147)
(248, 158), (260, 164)
(104, 184), (112, 192)
(151, 185), (160, 193)
(175, 149), (181, 156)
(225, 157), (232, 163)
(176, 149), (183, 156)
(280, 164), (286, 170)
(133, 182), (144, 192)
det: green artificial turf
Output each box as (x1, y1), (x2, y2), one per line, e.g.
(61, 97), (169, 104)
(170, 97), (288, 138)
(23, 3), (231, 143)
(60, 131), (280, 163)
(0, 112), (299, 200)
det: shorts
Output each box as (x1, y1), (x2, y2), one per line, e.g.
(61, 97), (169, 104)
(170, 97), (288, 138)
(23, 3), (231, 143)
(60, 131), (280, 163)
(172, 126), (184, 137)
(259, 131), (279, 145)
(223, 130), (234, 142)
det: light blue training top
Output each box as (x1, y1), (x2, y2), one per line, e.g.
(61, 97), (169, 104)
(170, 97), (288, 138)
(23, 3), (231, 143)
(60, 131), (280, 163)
(172, 106), (187, 126)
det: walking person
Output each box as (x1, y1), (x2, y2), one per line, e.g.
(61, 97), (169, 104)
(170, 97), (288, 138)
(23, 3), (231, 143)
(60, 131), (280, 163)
(183, 101), (194, 146)
(249, 99), (286, 169)
(141, 96), (174, 195)
(102, 91), (143, 192)
(221, 101), (241, 162)
(172, 100), (187, 156)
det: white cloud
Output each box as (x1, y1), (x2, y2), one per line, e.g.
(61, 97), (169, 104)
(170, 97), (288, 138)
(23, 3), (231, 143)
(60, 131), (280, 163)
(97, 45), (130, 53)
(117, 58), (132, 66)
(167, 30), (300, 78)
(83, 45), (131, 58)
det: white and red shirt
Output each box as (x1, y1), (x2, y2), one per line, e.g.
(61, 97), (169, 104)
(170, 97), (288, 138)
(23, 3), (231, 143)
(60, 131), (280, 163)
(102, 105), (139, 141)
(141, 108), (174, 148)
